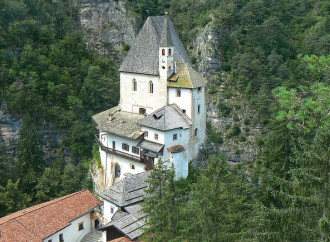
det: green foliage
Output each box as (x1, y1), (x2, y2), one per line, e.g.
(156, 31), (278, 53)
(226, 124), (241, 139)
(218, 101), (231, 117)
(142, 160), (180, 241)
(0, 179), (31, 217)
(206, 121), (223, 145)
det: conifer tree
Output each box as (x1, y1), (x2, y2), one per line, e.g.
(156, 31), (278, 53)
(142, 160), (179, 241)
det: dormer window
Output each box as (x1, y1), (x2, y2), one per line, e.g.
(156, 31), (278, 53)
(133, 79), (137, 91)
(162, 49), (165, 56)
(149, 81), (154, 93)
(168, 48), (172, 56)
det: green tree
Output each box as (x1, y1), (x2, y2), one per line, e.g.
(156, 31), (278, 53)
(181, 155), (258, 241)
(0, 179), (31, 217)
(142, 160), (179, 241)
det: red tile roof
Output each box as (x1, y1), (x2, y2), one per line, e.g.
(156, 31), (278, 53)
(0, 190), (98, 242)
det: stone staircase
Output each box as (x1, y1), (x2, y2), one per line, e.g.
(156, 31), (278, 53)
(80, 231), (103, 242)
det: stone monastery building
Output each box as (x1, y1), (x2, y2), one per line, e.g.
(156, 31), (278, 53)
(93, 15), (207, 189)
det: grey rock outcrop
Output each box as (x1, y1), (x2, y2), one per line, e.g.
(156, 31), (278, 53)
(79, 0), (140, 54)
(0, 101), (62, 163)
(193, 19), (221, 78)
(0, 101), (21, 158)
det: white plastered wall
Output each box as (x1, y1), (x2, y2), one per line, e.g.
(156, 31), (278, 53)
(119, 72), (167, 115)
(43, 212), (93, 242)
(103, 200), (119, 224)
(189, 87), (206, 158)
(168, 88), (193, 119)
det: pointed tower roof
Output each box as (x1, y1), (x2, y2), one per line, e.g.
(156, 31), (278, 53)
(119, 16), (191, 75)
(159, 16), (173, 47)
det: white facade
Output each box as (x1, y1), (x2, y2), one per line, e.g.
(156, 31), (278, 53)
(120, 72), (166, 115)
(168, 88), (193, 119)
(103, 200), (119, 224)
(43, 212), (94, 242)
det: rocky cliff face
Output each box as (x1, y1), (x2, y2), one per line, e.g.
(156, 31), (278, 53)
(79, 0), (140, 54)
(192, 18), (221, 79)
(0, 101), (61, 163)
(0, 101), (21, 158)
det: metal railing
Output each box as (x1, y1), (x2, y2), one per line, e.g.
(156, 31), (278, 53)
(95, 135), (143, 163)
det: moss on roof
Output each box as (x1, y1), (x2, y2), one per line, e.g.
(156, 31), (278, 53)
(92, 106), (144, 140)
(168, 62), (208, 89)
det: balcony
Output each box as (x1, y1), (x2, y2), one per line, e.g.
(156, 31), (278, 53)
(95, 135), (143, 163)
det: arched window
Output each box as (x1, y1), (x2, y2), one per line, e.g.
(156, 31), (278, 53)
(115, 164), (121, 178)
(194, 128), (198, 137)
(162, 49), (165, 56)
(132, 79), (137, 91)
(168, 48), (172, 56)
(149, 81), (153, 93)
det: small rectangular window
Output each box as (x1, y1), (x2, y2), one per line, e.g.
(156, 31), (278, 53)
(48, 240), (52, 242)
(154, 133), (158, 140)
(173, 134), (177, 141)
(198, 87), (202, 93)
(195, 128), (198, 137)
(122, 143), (129, 151)
(78, 222), (84, 231)
(182, 109), (186, 114)
(132, 146), (139, 155)
(144, 131), (148, 138)
(111, 207), (114, 213)
(59, 233), (64, 242)
(198, 105), (201, 114)
(177, 89), (181, 97)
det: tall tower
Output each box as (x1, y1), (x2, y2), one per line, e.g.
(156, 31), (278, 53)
(159, 17), (174, 80)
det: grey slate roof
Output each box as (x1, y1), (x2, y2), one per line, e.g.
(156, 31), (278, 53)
(137, 104), (193, 131)
(100, 172), (150, 207)
(159, 17), (173, 47)
(92, 106), (144, 139)
(101, 209), (146, 240)
(137, 139), (164, 153)
(119, 15), (191, 75)
(168, 62), (208, 88)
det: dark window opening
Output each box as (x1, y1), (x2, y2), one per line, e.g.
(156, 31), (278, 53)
(133, 79), (137, 91)
(112, 141), (116, 150)
(168, 48), (172, 56)
(154, 133), (158, 140)
(198, 87), (202, 93)
(131, 164), (135, 169)
(149, 81), (154, 93)
(173, 134), (177, 140)
(198, 105), (201, 114)
(162, 66), (165, 69)
(59, 234), (64, 242)
(177, 89), (181, 97)
(162, 49), (165, 56)
(139, 108), (146, 115)
(182, 109), (186, 114)
(122, 143), (129, 151)
(115, 164), (121, 178)
(78, 222), (84, 231)
(111, 207), (114, 213)
(132, 146), (139, 155)
(195, 128), (198, 136)
(144, 131), (148, 137)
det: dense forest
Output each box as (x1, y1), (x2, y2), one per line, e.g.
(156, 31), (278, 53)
(0, 0), (329, 240)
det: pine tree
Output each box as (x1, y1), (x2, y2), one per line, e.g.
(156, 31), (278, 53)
(141, 160), (179, 241)
(181, 155), (259, 241)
